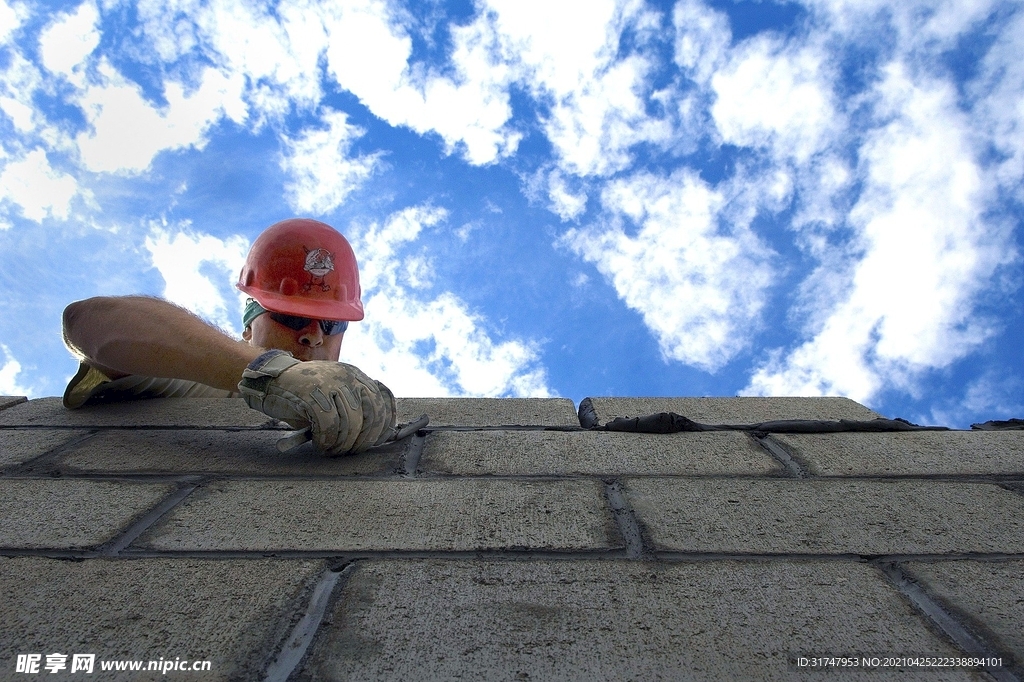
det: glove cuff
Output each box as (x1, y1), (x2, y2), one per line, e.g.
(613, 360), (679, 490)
(238, 349), (300, 395)
(243, 349), (298, 376)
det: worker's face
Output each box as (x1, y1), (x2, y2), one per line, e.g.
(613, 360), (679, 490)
(243, 313), (344, 362)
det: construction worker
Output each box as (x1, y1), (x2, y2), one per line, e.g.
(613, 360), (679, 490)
(61, 218), (396, 455)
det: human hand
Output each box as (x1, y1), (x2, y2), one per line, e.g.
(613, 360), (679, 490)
(238, 350), (397, 454)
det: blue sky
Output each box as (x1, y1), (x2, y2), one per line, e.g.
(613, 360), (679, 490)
(1, 0), (1022, 427)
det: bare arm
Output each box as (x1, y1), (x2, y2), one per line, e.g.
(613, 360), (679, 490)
(62, 296), (262, 393)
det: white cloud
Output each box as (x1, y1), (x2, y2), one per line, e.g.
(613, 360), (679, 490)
(711, 34), (839, 163)
(280, 108), (380, 215)
(489, 0), (625, 95)
(0, 95), (33, 132)
(341, 206), (552, 397)
(348, 290), (551, 397)
(117, 0), (331, 138)
(789, 153), (853, 231)
(38, 1), (100, 80)
(0, 344), (34, 396)
(563, 169), (776, 371)
(0, 0), (27, 46)
(673, 0), (730, 83)
(911, 368), (1024, 428)
(663, 0), (1021, 405)
(542, 53), (669, 176)
(133, 0), (201, 62)
(76, 60), (246, 173)
(745, 64), (1016, 401)
(194, 0), (326, 115)
(971, 8), (1024, 203)
(546, 170), (588, 221)
(144, 223), (250, 333)
(487, 0), (672, 177)
(127, 0), (673, 179)
(321, 0), (519, 165)
(804, 0), (998, 49)
(0, 47), (46, 138)
(961, 371), (1024, 417)
(129, 0), (338, 132)
(454, 221), (480, 242)
(132, 0), (520, 164)
(0, 149), (78, 222)
(673, 2), (853, 232)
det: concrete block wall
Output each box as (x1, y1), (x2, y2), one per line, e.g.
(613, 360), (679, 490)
(1, 395), (1021, 681)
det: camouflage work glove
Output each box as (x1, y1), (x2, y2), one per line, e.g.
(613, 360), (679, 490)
(238, 350), (397, 455)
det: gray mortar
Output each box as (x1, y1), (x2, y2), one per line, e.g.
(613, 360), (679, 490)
(0, 428), (94, 469)
(903, 560), (1024, 674)
(756, 434), (810, 478)
(879, 562), (1020, 682)
(580, 396), (885, 425)
(402, 432), (426, 477)
(262, 564), (351, 682)
(603, 480), (653, 559)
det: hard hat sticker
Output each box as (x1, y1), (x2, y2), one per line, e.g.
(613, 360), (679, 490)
(303, 247), (335, 291)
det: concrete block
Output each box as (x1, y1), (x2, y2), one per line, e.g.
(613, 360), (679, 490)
(0, 429), (90, 469)
(139, 479), (616, 552)
(0, 557), (322, 681)
(397, 397), (578, 427)
(0, 479), (176, 549)
(0, 397), (276, 428)
(581, 396), (883, 426)
(420, 430), (782, 476)
(906, 560), (1024, 665)
(626, 479), (1024, 555)
(0, 395), (26, 412)
(301, 559), (970, 681)
(57, 429), (406, 476)
(773, 431), (1024, 476)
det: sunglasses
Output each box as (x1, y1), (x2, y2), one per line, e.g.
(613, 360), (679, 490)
(267, 312), (349, 336)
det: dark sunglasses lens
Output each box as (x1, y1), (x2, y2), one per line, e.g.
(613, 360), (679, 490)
(320, 320), (348, 336)
(269, 313), (313, 331)
(269, 312), (348, 335)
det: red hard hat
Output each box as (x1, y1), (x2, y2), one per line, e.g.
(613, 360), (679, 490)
(236, 218), (364, 321)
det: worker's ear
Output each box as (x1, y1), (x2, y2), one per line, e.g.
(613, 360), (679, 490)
(242, 326), (252, 343)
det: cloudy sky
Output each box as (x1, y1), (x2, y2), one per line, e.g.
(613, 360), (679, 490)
(1, 0), (1022, 427)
